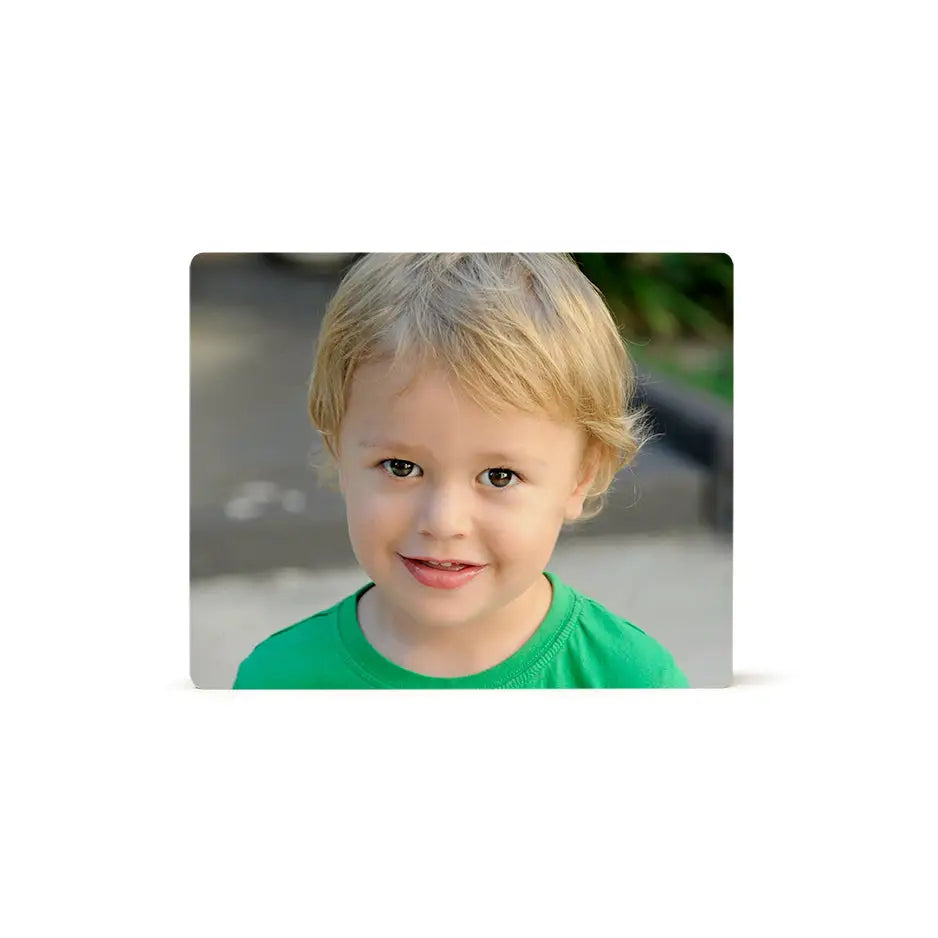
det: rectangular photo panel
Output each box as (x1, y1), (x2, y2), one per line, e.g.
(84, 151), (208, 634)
(190, 253), (732, 688)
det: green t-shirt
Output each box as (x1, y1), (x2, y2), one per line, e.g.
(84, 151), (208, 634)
(233, 570), (689, 689)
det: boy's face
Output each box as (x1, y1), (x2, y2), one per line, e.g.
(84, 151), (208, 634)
(335, 359), (595, 632)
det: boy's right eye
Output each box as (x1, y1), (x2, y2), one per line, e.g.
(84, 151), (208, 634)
(380, 458), (422, 478)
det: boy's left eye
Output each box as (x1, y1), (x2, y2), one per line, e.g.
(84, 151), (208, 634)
(479, 468), (520, 489)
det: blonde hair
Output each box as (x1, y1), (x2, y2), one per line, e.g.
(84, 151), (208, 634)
(308, 253), (649, 523)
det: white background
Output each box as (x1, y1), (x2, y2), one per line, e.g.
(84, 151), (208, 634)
(3, 1), (936, 936)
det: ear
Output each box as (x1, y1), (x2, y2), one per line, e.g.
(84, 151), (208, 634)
(563, 445), (600, 522)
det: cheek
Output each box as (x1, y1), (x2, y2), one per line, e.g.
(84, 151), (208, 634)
(485, 502), (562, 561)
(344, 484), (407, 540)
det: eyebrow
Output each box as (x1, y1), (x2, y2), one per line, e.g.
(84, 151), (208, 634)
(357, 439), (546, 468)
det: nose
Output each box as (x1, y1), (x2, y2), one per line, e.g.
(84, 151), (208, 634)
(416, 481), (471, 541)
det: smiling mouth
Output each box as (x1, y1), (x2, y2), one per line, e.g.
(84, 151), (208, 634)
(398, 554), (489, 590)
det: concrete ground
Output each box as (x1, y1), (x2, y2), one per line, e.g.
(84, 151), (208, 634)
(190, 529), (732, 689)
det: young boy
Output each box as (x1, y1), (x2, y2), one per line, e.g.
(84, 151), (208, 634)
(233, 253), (689, 688)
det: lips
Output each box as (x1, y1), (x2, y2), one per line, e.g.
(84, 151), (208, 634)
(399, 554), (488, 590)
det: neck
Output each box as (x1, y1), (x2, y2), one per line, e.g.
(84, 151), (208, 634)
(358, 574), (552, 678)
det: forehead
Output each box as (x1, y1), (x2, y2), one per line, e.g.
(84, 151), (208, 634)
(341, 359), (583, 463)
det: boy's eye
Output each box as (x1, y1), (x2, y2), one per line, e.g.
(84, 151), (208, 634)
(380, 458), (422, 478)
(479, 468), (520, 489)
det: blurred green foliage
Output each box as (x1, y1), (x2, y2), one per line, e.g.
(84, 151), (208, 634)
(572, 253), (733, 341)
(572, 253), (733, 402)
